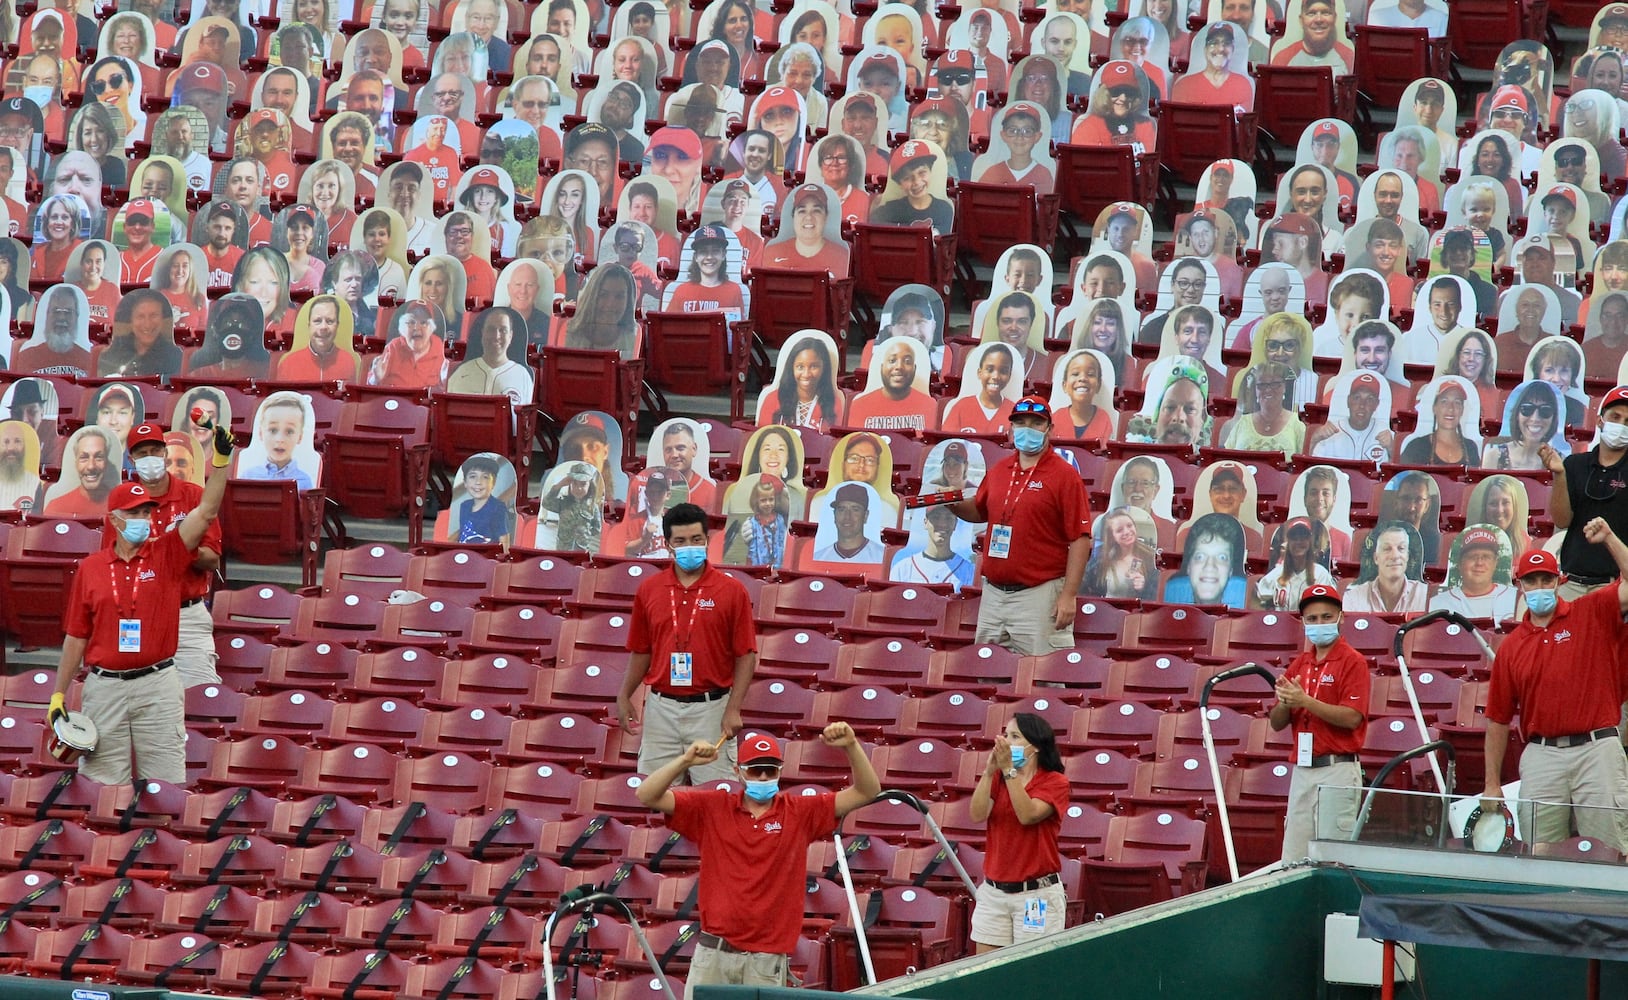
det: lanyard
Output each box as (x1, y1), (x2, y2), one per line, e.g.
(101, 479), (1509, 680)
(107, 552), (146, 619)
(668, 580), (704, 653)
(999, 462), (1040, 523)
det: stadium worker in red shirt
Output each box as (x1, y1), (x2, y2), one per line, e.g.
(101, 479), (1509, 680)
(969, 711), (1070, 951)
(1269, 583), (1370, 862)
(100, 423), (221, 689)
(947, 396), (1091, 655)
(635, 723), (880, 999)
(49, 418), (235, 785)
(617, 503), (760, 782)
(1484, 531), (1628, 854)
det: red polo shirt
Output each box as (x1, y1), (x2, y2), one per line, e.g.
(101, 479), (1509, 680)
(627, 565), (756, 697)
(64, 531), (193, 670)
(100, 477), (219, 601)
(667, 788), (837, 953)
(1486, 586), (1627, 738)
(972, 449), (1090, 588)
(984, 768), (1070, 883)
(1281, 637), (1370, 756)
(275, 346), (360, 383)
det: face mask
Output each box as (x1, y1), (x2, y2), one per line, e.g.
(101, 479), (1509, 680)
(1008, 745), (1027, 770)
(743, 779), (779, 803)
(673, 545), (707, 572)
(120, 518), (152, 545)
(1602, 422), (1628, 449)
(1524, 588), (1557, 616)
(1013, 426), (1047, 455)
(1304, 622), (1340, 648)
(23, 86), (53, 109)
(133, 455), (167, 482)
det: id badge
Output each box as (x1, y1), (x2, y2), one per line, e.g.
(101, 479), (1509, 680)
(1297, 732), (1315, 768)
(669, 652), (693, 687)
(988, 524), (1013, 559)
(118, 619), (142, 654)
(1022, 898), (1046, 931)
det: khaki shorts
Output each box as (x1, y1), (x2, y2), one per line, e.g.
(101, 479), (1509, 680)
(684, 941), (787, 1000)
(1282, 760), (1361, 862)
(1517, 737), (1628, 852)
(975, 577), (1073, 657)
(638, 690), (738, 782)
(969, 878), (1067, 947)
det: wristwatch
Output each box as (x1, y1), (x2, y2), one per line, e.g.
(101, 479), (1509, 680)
(1003, 767), (1019, 780)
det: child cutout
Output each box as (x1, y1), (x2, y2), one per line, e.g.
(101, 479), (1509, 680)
(720, 472), (792, 570)
(237, 390), (321, 489)
(942, 341), (1021, 436)
(445, 452), (518, 549)
(535, 460), (603, 553)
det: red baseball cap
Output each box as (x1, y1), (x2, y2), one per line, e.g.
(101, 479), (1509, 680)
(107, 482), (159, 513)
(1491, 85), (1529, 114)
(1298, 583), (1342, 611)
(1600, 385), (1628, 414)
(177, 61), (224, 89)
(935, 50), (975, 74)
(1011, 395), (1051, 421)
(1541, 185), (1577, 210)
(1270, 213), (1320, 238)
(753, 86), (802, 117)
(1098, 60), (1139, 90)
(1311, 121), (1341, 141)
(1513, 549), (1560, 579)
(739, 731), (784, 766)
(1350, 372), (1383, 393)
(648, 125), (701, 160)
(126, 423), (167, 452)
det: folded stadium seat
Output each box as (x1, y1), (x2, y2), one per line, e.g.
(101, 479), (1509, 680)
(1236, 715), (1298, 769)
(749, 267), (857, 352)
(171, 784), (279, 843)
(220, 479), (328, 588)
(198, 735), (310, 793)
(285, 591), (389, 647)
(525, 658), (630, 718)
(86, 779), (190, 833)
(981, 695), (1077, 748)
(1537, 837), (1625, 864)
(334, 898), (447, 955)
(809, 685), (910, 740)
(751, 629), (845, 687)
(323, 395), (434, 534)
(757, 576), (869, 635)
(78, 828), (191, 886)
(568, 858), (675, 921)
(573, 774), (661, 821)
(1082, 811), (1209, 917)
(1120, 755), (1238, 822)
(851, 224), (958, 316)
(288, 742), (404, 806)
(173, 834), (288, 892)
(207, 635), (277, 691)
(919, 643), (1022, 697)
(373, 848), (483, 905)
(211, 584), (305, 640)
(644, 310), (752, 398)
(954, 181), (1061, 270)
(303, 948), (415, 1000)
(569, 560), (668, 614)
(2, 772), (102, 823)
(0, 818), (96, 875)
(1054, 146), (1160, 250)
(343, 647), (450, 703)
(1350, 26), (1451, 109)
(1431, 679), (1521, 791)
(0, 713), (44, 775)
(0, 919), (37, 975)
(447, 800), (558, 861)
(319, 543), (414, 599)
(457, 853), (573, 909)
(1249, 65), (1358, 150)
(537, 346), (646, 445)
(235, 689), (339, 741)
(738, 678), (820, 734)
(374, 599), (479, 655)
(868, 739), (962, 799)
(488, 553), (588, 610)
(538, 814), (638, 869)
(1154, 706), (1254, 763)
(1225, 761), (1294, 873)
(1448, 0), (1544, 70)
(1059, 801), (1117, 862)
(1065, 702), (1163, 758)
(429, 392), (539, 502)
(556, 610), (637, 657)
(57, 875), (169, 934)
(390, 753), (495, 816)
(1360, 715), (1438, 778)
(184, 687), (247, 739)
(494, 710), (610, 769)
(0, 518), (103, 649)
(243, 891), (352, 948)
(460, 606), (567, 663)
(1370, 671), (1463, 725)
(844, 793), (938, 843)
(1111, 605), (1223, 658)
(413, 707), (515, 762)
(898, 690), (996, 748)
(0, 668), (66, 715)
(402, 548), (503, 603)
(1338, 614), (1400, 668)
(265, 795), (373, 848)
(1155, 102), (1257, 186)
(783, 737), (881, 788)
(117, 930), (231, 990)
(1067, 598), (1135, 654)
(211, 939), (320, 998)
(828, 885), (957, 991)
(400, 956), (515, 1000)
(261, 642), (362, 696)
(527, 911), (634, 979)
(1101, 654), (1205, 709)
(807, 835), (901, 892)
(830, 636), (935, 688)
(1397, 617), (1494, 678)
(845, 583), (953, 640)
(276, 842), (390, 898)
(23, 924), (134, 982)
(1203, 610), (1307, 670)
(425, 905), (545, 966)
(0, 870), (63, 926)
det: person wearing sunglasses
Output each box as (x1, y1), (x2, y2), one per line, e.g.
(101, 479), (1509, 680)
(946, 395), (1090, 655)
(1484, 380), (1566, 471)
(1546, 386), (1628, 601)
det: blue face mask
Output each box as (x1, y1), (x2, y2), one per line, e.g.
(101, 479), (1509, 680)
(23, 86), (53, 109)
(1525, 588), (1557, 616)
(743, 779), (779, 803)
(1304, 622), (1340, 648)
(673, 545), (707, 572)
(119, 518), (152, 545)
(1008, 744), (1027, 770)
(1013, 426), (1047, 455)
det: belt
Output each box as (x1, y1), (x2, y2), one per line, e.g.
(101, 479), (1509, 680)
(985, 580), (1031, 593)
(181, 597), (204, 608)
(1529, 726), (1618, 748)
(696, 932), (747, 954)
(653, 687), (728, 704)
(987, 872), (1061, 893)
(1566, 573), (1616, 587)
(1305, 753), (1359, 768)
(89, 658), (174, 680)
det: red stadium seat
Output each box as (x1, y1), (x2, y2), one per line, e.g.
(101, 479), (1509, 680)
(831, 636), (935, 688)
(265, 795), (373, 847)
(324, 396), (434, 530)
(0, 819), (96, 874)
(488, 554), (588, 610)
(244, 891), (352, 947)
(920, 643), (1022, 697)
(319, 543), (413, 599)
(418, 706), (517, 760)
(1102, 654), (1205, 709)
(403, 548), (502, 603)
(463, 606), (567, 662)
(1154, 706), (1254, 762)
(955, 182), (1060, 269)
(374, 599), (478, 654)
(374, 849), (482, 904)
(869, 739), (961, 798)
(86, 779), (190, 832)
(118, 931), (230, 990)
(1054, 145), (1160, 247)
(828, 886), (957, 991)
(538, 346), (646, 444)
(236, 689), (338, 740)
(810, 685), (909, 739)
(1082, 811), (1209, 916)
(277, 842), (390, 897)
(1013, 649), (1112, 703)
(23, 924), (134, 982)
(286, 591), (388, 647)
(1448, 0), (1543, 70)
(526, 659), (630, 718)
(749, 267), (856, 354)
(755, 629), (844, 684)
(851, 223), (957, 306)
(846, 584), (952, 640)
(755, 576), (865, 632)
(336, 898), (447, 954)
(1113, 605), (1223, 657)
(392, 752), (495, 815)
(1066, 701), (1163, 757)
(3, 772), (103, 822)
(57, 877), (169, 932)
(213, 634), (280, 688)
(212, 940), (320, 997)
(211, 584), (304, 639)
(1351, 27), (1451, 107)
(643, 311), (751, 398)
(174, 785), (280, 841)
(220, 480), (327, 588)
(1249, 65), (1357, 149)
(429, 392), (538, 502)
(78, 828), (190, 884)
(898, 690), (995, 747)
(174, 835), (287, 889)
(1226, 761), (1294, 873)
(429, 905), (543, 963)
(1155, 102), (1257, 186)
(343, 647), (450, 702)
(0, 519), (102, 648)
(198, 735), (309, 793)
(1061, 748), (1142, 803)
(290, 742), (404, 805)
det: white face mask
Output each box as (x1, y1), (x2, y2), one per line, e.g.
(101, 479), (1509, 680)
(133, 455), (167, 482)
(1602, 422), (1628, 449)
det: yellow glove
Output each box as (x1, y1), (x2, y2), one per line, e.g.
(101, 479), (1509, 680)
(193, 408), (235, 468)
(48, 693), (66, 727)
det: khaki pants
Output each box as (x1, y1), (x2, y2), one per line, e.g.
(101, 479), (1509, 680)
(1282, 760), (1362, 862)
(1517, 737), (1628, 853)
(684, 941), (787, 1000)
(80, 664), (187, 785)
(638, 690), (737, 782)
(175, 600), (221, 688)
(975, 577), (1074, 656)
(969, 878), (1068, 947)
